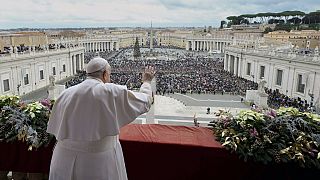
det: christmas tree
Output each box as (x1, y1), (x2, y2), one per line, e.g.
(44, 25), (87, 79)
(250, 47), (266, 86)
(133, 37), (141, 60)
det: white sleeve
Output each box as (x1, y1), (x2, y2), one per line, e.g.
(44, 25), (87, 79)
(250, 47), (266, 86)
(139, 81), (153, 104)
(114, 83), (152, 127)
(139, 81), (152, 95)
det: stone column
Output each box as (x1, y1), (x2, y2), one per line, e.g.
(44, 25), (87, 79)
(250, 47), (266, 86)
(226, 55), (230, 71)
(80, 53), (83, 70)
(71, 55), (75, 75)
(224, 54), (228, 71)
(238, 57), (242, 77)
(234, 57), (238, 76)
(223, 42), (225, 52)
(206, 41), (208, 51)
(227, 55), (232, 72)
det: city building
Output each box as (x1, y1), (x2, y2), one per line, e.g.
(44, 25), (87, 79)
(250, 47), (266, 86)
(224, 45), (320, 108)
(264, 30), (320, 49)
(0, 46), (84, 96)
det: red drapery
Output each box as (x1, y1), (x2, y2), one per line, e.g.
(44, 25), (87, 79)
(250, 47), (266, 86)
(0, 124), (319, 180)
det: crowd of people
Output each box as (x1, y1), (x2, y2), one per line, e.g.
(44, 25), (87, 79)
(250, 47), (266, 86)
(65, 70), (87, 88)
(63, 48), (318, 112)
(67, 49), (258, 96)
(266, 89), (312, 112)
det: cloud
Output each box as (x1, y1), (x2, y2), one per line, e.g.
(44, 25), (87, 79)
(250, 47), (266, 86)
(0, 0), (319, 28)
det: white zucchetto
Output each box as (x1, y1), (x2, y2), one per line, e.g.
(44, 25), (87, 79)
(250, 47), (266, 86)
(86, 57), (109, 73)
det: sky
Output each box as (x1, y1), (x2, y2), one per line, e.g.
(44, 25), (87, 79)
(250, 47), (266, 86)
(0, 0), (319, 29)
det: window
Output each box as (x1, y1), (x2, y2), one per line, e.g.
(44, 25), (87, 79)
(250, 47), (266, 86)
(246, 63), (251, 76)
(276, 69), (283, 86)
(260, 66), (265, 79)
(24, 74), (29, 85)
(297, 74), (305, 93)
(52, 67), (56, 75)
(3, 79), (10, 92)
(40, 70), (44, 80)
(63, 64), (66, 72)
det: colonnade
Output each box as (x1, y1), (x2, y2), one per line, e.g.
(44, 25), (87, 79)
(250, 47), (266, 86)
(82, 41), (118, 52)
(186, 40), (230, 52)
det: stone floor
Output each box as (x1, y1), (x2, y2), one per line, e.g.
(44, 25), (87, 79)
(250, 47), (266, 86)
(134, 94), (249, 126)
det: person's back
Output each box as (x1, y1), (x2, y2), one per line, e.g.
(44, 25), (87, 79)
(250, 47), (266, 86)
(47, 57), (155, 180)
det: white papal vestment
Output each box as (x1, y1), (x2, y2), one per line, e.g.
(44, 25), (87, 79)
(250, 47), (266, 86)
(47, 78), (152, 180)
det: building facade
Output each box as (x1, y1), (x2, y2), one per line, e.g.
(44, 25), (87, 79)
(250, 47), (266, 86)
(0, 47), (84, 96)
(264, 30), (320, 49)
(224, 46), (320, 107)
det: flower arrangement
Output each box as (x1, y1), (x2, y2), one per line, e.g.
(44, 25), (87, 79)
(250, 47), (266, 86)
(0, 95), (54, 151)
(210, 107), (320, 169)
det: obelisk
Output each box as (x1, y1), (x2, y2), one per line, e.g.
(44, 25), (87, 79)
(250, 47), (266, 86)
(150, 21), (153, 51)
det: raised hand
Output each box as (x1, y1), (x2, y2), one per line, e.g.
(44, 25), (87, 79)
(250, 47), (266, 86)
(142, 66), (155, 82)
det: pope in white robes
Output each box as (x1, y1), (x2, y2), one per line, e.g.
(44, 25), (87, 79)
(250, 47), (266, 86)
(47, 57), (154, 180)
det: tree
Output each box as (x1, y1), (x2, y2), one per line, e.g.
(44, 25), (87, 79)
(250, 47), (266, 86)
(288, 17), (302, 24)
(264, 27), (273, 34)
(133, 37), (141, 60)
(226, 16), (244, 25)
(274, 24), (292, 32)
(240, 14), (257, 24)
(240, 19), (249, 24)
